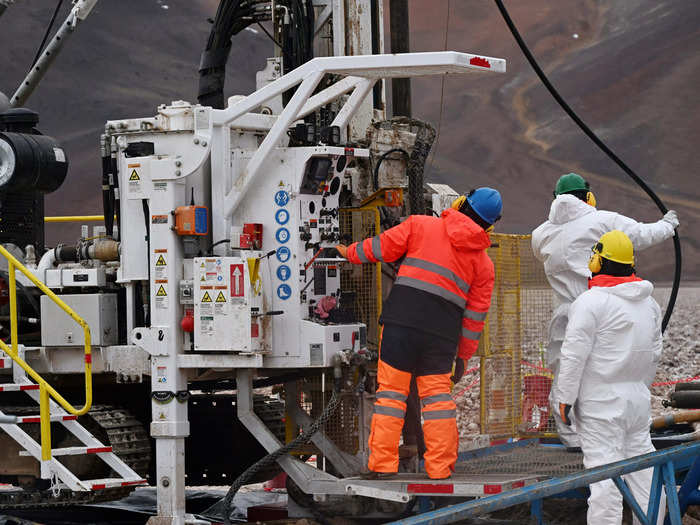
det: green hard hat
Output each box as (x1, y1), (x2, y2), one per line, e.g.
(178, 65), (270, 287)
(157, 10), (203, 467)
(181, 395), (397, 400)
(554, 173), (589, 196)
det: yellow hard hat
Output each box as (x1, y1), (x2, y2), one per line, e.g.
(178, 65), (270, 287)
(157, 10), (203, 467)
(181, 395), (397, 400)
(593, 230), (635, 265)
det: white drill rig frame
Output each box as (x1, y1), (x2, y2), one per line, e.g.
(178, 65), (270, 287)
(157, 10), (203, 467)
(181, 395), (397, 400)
(109, 51), (504, 524)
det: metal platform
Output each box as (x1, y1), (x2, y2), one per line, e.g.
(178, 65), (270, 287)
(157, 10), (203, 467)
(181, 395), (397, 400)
(341, 440), (583, 502)
(345, 472), (540, 501)
(386, 441), (700, 525)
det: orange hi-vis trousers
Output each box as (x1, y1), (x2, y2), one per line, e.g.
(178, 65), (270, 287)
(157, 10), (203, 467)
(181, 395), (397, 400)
(368, 324), (459, 479)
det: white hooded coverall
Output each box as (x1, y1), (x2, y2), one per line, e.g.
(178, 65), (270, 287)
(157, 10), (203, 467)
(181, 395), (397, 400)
(553, 278), (664, 525)
(531, 195), (674, 444)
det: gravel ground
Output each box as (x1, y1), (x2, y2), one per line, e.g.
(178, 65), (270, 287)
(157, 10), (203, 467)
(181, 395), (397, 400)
(455, 285), (700, 442)
(649, 285), (700, 415)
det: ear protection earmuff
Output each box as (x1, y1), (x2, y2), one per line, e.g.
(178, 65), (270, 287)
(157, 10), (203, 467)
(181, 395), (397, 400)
(451, 195), (467, 211)
(588, 241), (603, 274)
(586, 191), (597, 207)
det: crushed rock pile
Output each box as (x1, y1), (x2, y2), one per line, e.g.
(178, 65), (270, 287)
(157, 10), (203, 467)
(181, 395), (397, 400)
(455, 286), (700, 441)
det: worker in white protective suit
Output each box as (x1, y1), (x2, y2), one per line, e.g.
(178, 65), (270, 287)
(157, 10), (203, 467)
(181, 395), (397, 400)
(532, 173), (678, 446)
(553, 230), (665, 525)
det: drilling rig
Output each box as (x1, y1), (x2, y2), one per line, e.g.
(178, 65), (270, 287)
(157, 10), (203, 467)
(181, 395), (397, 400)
(0, 1), (508, 523)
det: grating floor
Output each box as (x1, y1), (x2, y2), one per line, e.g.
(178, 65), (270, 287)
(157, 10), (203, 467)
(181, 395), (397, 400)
(456, 442), (584, 478)
(342, 442), (585, 499)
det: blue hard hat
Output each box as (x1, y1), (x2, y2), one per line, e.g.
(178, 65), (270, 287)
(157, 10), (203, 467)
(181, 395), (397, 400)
(466, 187), (502, 225)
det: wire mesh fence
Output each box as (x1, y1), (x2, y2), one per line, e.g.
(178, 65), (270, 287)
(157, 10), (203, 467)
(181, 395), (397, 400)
(339, 208), (382, 349)
(290, 373), (361, 455)
(479, 234), (554, 438)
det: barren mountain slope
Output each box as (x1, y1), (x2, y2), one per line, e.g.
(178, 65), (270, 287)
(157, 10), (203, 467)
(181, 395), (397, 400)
(1, 0), (697, 278)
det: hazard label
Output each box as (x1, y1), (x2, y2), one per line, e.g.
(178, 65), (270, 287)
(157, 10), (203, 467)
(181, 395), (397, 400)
(155, 283), (168, 309)
(153, 251), (167, 279)
(201, 291), (212, 303)
(215, 291), (226, 303)
(127, 163), (144, 198)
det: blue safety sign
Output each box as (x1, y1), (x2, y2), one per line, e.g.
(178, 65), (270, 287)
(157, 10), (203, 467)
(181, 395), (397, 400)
(274, 190), (290, 207)
(276, 246), (291, 263)
(277, 284), (292, 300)
(275, 208), (290, 225)
(275, 227), (290, 244)
(277, 265), (291, 281)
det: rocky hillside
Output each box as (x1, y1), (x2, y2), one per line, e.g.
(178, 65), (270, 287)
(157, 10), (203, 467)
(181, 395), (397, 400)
(1, 0), (698, 279)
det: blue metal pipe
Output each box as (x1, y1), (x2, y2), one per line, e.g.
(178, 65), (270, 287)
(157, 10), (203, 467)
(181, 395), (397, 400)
(671, 456), (700, 524)
(662, 461), (682, 525)
(613, 476), (652, 525)
(386, 442), (700, 525)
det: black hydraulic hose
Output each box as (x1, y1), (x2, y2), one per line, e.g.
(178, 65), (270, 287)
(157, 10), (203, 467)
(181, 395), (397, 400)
(374, 147), (409, 190)
(213, 371), (367, 525)
(493, 0), (681, 332)
(31, 0), (64, 67)
(110, 143), (121, 239)
(0, 270), (40, 316)
(101, 153), (114, 238)
(219, 389), (343, 525)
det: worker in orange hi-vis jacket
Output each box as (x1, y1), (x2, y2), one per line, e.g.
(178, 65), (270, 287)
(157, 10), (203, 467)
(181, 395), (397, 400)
(336, 188), (502, 480)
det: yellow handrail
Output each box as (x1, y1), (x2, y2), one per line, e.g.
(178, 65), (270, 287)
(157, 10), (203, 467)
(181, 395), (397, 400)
(44, 215), (109, 223)
(0, 245), (92, 462)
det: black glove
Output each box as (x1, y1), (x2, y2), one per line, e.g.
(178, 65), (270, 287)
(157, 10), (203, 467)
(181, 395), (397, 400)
(559, 403), (572, 426)
(451, 358), (466, 383)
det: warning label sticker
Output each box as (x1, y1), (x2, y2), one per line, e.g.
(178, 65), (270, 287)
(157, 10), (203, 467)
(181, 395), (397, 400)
(155, 284), (168, 309)
(201, 291), (212, 303)
(151, 215), (168, 224)
(127, 163), (144, 198)
(153, 251), (167, 279)
(213, 290), (229, 316)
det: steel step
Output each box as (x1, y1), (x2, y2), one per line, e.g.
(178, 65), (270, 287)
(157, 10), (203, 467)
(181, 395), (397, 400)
(84, 478), (148, 491)
(15, 414), (78, 423)
(0, 383), (38, 392)
(20, 446), (113, 457)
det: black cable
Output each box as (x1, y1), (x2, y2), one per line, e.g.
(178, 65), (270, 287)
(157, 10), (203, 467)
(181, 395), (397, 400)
(494, 0), (681, 332)
(31, 0), (64, 67)
(208, 239), (230, 254)
(0, 271), (40, 316)
(141, 200), (151, 326)
(373, 148), (409, 190)
(220, 389), (344, 525)
(256, 21), (282, 48)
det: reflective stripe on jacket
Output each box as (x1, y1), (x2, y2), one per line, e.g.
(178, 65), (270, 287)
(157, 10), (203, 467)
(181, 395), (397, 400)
(347, 208), (495, 360)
